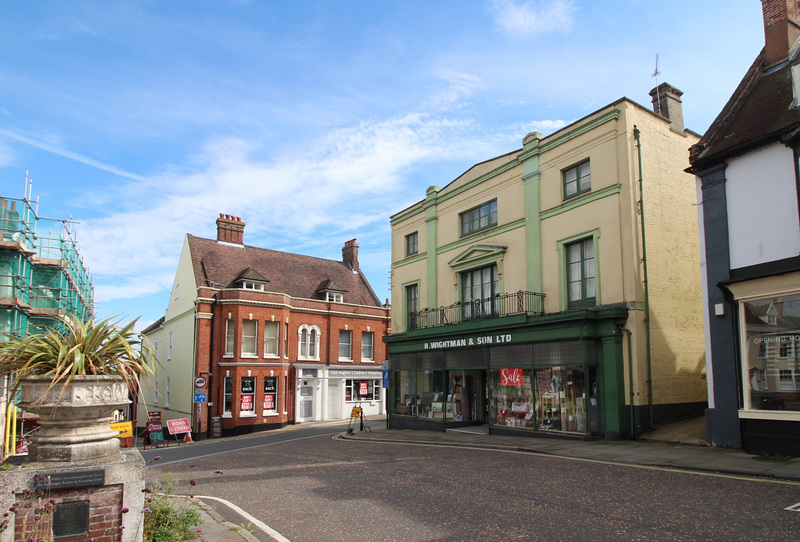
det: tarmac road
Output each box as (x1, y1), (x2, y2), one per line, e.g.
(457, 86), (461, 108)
(144, 425), (800, 542)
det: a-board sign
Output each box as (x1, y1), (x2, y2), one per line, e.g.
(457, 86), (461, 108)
(166, 418), (192, 435)
(148, 411), (162, 422)
(147, 421), (164, 444)
(350, 406), (362, 418)
(110, 421), (133, 438)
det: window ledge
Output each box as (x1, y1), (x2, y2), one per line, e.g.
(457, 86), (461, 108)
(241, 354), (258, 359)
(338, 358), (354, 363)
(223, 354), (234, 358)
(222, 413), (232, 418)
(239, 412), (257, 418)
(263, 354), (280, 359)
(361, 360), (375, 363)
(262, 412), (280, 417)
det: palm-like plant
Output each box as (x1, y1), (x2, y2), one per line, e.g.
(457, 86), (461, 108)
(0, 314), (159, 402)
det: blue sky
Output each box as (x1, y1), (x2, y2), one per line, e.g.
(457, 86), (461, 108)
(1, 1), (764, 329)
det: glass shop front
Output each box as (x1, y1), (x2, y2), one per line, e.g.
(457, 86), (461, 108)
(390, 340), (600, 436)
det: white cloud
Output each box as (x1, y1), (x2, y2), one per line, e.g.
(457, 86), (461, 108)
(489, 0), (576, 39)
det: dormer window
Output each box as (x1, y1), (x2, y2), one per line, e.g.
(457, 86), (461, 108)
(326, 292), (343, 303)
(242, 281), (264, 291)
(316, 278), (347, 303)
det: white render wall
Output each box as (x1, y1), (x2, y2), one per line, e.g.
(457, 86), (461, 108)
(726, 142), (800, 269)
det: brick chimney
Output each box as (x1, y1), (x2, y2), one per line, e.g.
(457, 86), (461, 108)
(342, 239), (359, 272)
(216, 214), (245, 245)
(762, 0), (800, 66)
(649, 83), (684, 134)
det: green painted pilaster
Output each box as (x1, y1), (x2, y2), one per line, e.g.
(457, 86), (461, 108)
(520, 132), (543, 293)
(599, 334), (627, 439)
(424, 185), (440, 309)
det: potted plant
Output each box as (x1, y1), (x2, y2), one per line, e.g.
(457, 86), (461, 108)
(0, 315), (158, 462)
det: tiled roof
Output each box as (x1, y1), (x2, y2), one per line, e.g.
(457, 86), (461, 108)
(690, 48), (800, 169)
(187, 235), (382, 307)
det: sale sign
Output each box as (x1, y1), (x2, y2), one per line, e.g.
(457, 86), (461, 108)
(500, 368), (523, 386)
(263, 393), (276, 410)
(241, 394), (254, 411)
(359, 381), (369, 396)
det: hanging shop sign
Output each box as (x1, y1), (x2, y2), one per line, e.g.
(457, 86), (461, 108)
(423, 333), (513, 350)
(500, 368), (523, 386)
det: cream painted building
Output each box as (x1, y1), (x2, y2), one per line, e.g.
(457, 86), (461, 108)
(386, 83), (705, 439)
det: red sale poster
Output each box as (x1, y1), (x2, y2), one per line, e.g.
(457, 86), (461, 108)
(263, 393), (276, 410)
(500, 368), (523, 386)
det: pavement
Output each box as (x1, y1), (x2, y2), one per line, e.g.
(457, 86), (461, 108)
(186, 415), (800, 542)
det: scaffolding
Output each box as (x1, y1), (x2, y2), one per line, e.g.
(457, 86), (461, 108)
(0, 193), (94, 339)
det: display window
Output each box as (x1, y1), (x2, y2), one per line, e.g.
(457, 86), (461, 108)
(345, 379), (379, 401)
(241, 376), (255, 415)
(742, 294), (800, 412)
(490, 368), (534, 428)
(263, 376), (278, 415)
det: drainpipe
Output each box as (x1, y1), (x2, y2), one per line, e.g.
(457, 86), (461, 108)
(633, 126), (654, 430)
(619, 327), (634, 437)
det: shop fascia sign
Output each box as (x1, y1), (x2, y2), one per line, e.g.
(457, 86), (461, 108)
(329, 369), (380, 378)
(423, 333), (512, 350)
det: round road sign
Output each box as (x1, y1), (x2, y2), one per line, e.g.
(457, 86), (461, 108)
(194, 376), (207, 388)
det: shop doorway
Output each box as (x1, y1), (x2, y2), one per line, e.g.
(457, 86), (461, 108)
(445, 369), (485, 426)
(299, 384), (315, 420)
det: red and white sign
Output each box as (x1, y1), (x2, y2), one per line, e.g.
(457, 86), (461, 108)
(241, 394), (254, 411)
(166, 418), (192, 435)
(500, 368), (523, 386)
(263, 393), (276, 410)
(359, 382), (369, 396)
(194, 376), (207, 388)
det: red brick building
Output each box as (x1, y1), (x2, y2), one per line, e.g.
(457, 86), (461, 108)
(139, 215), (390, 438)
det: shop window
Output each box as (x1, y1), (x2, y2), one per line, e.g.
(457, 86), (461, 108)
(362, 331), (374, 361)
(223, 376), (232, 417)
(346, 379), (377, 401)
(742, 293), (800, 412)
(264, 321), (279, 357)
(462, 265), (499, 320)
(567, 238), (595, 307)
(224, 318), (234, 357)
(298, 325), (320, 360)
(241, 376), (255, 416)
(460, 199), (497, 237)
(406, 283), (419, 331)
(339, 330), (352, 360)
(406, 232), (418, 256)
(242, 320), (257, 357)
(563, 160), (591, 199)
(263, 376), (278, 415)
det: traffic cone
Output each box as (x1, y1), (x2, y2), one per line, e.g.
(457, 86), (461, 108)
(184, 432), (194, 444)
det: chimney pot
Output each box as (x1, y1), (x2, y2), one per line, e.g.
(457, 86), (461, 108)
(216, 213), (246, 245)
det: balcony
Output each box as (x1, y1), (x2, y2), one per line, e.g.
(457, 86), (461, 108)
(409, 291), (545, 330)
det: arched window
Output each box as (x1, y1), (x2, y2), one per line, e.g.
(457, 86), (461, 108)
(298, 325), (320, 360)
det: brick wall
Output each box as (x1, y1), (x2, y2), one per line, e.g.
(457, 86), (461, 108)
(14, 484), (123, 542)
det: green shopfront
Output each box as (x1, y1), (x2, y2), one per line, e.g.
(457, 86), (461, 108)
(385, 307), (632, 440)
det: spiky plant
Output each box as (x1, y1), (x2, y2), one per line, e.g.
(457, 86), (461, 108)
(0, 314), (159, 403)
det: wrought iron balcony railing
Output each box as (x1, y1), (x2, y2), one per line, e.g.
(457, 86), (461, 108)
(408, 290), (545, 330)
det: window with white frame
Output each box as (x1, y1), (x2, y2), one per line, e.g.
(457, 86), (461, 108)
(345, 379), (379, 401)
(153, 379), (159, 405)
(263, 376), (278, 415)
(742, 293), (800, 412)
(339, 329), (352, 360)
(223, 376), (233, 416)
(165, 376), (170, 409)
(298, 325), (320, 360)
(362, 331), (374, 361)
(264, 321), (279, 357)
(326, 292), (343, 302)
(241, 376), (256, 415)
(224, 319), (234, 356)
(566, 238), (596, 307)
(284, 322), (289, 358)
(242, 320), (257, 357)
(167, 331), (173, 360)
(242, 281), (264, 291)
